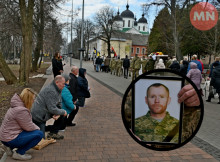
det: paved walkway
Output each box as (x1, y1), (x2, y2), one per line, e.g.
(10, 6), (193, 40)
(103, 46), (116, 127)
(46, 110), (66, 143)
(5, 58), (219, 162)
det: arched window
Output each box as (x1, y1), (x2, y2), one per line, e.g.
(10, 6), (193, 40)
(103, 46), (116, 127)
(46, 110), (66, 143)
(139, 26), (140, 30)
(128, 20), (130, 27)
(143, 26), (145, 31)
(123, 20), (125, 27)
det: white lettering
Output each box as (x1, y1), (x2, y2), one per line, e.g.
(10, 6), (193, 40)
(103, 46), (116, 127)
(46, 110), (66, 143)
(194, 11), (205, 21)
(206, 11), (215, 21)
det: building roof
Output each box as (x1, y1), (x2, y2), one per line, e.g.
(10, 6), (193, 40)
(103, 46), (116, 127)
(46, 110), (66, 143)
(114, 10), (123, 21)
(111, 31), (148, 46)
(138, 14), (148, 23)
(121, 4), (134, 19)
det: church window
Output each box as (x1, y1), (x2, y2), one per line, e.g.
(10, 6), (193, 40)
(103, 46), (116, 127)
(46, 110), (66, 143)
(143, 26), (145, 31)
(139, 26), (140, 30)
(128, 20), (130, 27)
(123, 20), (125, 27)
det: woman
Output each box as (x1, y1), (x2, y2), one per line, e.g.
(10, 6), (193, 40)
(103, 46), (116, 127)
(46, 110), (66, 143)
(155, 59), (165, 69)
(0, 88), (43, 160)
(52, 52), (64, 78)
(77, 68), (91, 107)
(207, 63), (220, 104)
(187, 62), (202, 95)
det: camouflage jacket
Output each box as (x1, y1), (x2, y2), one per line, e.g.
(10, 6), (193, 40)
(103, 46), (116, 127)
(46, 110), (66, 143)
(145, 59), (155, 71)
(134, 57), (141, 70)
(135, 111), (179, 143)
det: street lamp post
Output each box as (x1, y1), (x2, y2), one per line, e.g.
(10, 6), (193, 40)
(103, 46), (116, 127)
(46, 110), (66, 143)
(80, 0), (84, 68)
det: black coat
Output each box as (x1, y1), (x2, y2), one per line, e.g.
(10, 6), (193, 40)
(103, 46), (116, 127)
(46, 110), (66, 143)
(123, 58), (130, 68)
(169, 61), (180, 71)
(69, 73), (78, 102)
(52, 58), (63, 77)
(77, 68), (89, 97)
(210, 65), (220, 93)
(179, 61), (189, 76)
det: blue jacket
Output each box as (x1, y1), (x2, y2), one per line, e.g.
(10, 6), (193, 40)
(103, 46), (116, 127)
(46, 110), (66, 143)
(62, 84), (75, 114)
(77, 68), (89, 97)
(187, 60), (202, 73)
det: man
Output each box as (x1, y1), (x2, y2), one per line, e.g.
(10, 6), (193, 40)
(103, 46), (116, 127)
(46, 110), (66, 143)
(68, 66), (80, 126)
(187, 55), (202, 73)
(31, 75), (67, 139)
(123, 55), (130, 79)
(144, 56), (155, 72)
(141, 56), (148, 74)
(135, 83), (179, 143)
(95, 56), (102, 72)
(132, 54), (141, 81)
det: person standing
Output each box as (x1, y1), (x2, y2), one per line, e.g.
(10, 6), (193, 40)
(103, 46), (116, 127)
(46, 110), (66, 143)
(187, 62), (203, 95)
(179, 59), (189, 76)
(187, 55), (202, 73)
(123, 55), (130, 79)
(68, 66), (79, 126)
(77, 68), (90, 107)
(0, 88), (43, 160)
(95, 56), (102, 72)
(52, 52), (64, 78)
(31, 75), (67, 139)
(155, 59), (165, 69)
(207, 63), (220, 104)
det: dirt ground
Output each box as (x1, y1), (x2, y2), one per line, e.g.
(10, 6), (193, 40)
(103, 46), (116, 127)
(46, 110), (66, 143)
(0, 63), (51, 125)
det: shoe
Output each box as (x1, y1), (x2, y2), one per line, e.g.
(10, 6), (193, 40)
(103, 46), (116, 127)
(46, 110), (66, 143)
(2, 145), (12, 156)
(12, 150), (32, 160)
(206, 99), (211, 102)
(47, 133), (64, 140)
(66, 123), (76, 127)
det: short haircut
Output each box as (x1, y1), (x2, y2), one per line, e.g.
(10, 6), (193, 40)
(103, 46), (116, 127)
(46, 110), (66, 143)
(192, 54), (197, 60)
(215, 57), (219, 61)
(146, 83), (169, 97)
(54, 75), (64, 82)
(71, 66), (78, 72)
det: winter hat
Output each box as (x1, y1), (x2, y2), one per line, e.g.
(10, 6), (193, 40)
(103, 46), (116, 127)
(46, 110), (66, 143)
(62, 74), (70, 82)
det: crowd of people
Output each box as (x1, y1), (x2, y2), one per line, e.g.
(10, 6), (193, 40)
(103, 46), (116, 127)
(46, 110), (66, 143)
(94, 54), (220, 104)
(0, 52), (90, 160)
(0, 52), (219, 160)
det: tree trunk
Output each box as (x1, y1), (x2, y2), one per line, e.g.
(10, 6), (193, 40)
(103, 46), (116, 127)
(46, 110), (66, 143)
(19, 0), (34, 84)
(0, 52), (17, 84)
(33, 0), (44, 72)
(107, 38), (111, 57)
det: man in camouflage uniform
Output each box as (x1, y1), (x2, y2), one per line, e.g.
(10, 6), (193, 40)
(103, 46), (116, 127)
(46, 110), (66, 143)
(141, 56), (148, 74)
(144, 56), (155, 72)
(135, 83), (179, 143)
(110, 57), (116, 75)
(166, 56), (173, 69)
(132, 54), (141, 81)
(116, 57), (122, 77)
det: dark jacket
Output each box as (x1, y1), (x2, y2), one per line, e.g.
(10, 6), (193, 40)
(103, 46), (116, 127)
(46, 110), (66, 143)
(123, 58), (130, 68)
(52, 58), (63, 77)
(210, 65), (220, 93)
(169, 61), (180, 71)
(95, 57), (102, 65)
(77, 68), (89, 97)
(179, 60), (189, 76)
(69, 73), (78, 102)
(209, 61), (220, 78)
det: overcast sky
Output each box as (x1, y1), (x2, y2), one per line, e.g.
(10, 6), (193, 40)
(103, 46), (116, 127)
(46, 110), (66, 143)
(56, 0), (163, 42)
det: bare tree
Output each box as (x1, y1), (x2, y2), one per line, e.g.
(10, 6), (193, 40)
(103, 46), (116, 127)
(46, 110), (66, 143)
(94, 6), (115, 57)
(143, 0), (191, 60)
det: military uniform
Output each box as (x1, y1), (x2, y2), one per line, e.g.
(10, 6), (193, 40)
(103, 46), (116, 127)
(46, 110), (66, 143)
(110, 59), (116, 75)
(135, 111), (179, 143)
(116, 59), (122, 76)
(132, 57), (141, 81)
(142, 59), (148, 74)
(145, 59), (155, 72)
(166, 59), (173, 69)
